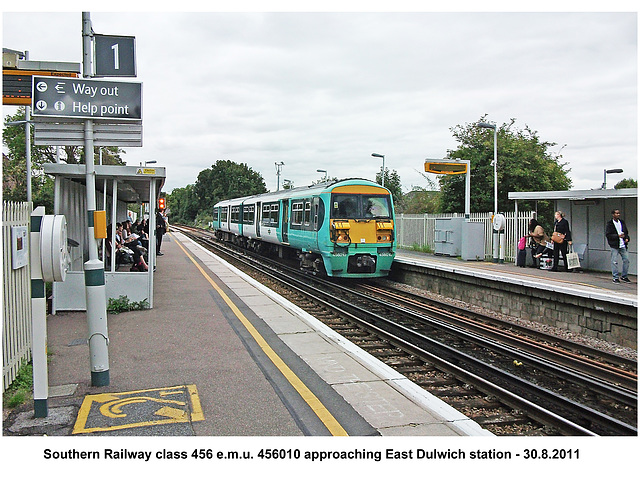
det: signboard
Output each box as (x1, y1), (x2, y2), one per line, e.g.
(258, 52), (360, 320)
(3, 70), (78, 106)
(424, 161), (468, 175)
(33, 120), (142, 147)
(94, 34), (136, 77)
(32, 76), (142, 121)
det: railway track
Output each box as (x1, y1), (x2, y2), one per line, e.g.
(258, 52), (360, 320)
(173, 225), (638, 436)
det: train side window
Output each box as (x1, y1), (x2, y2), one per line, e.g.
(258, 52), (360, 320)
(213, 208), (219, 223)
(221, 208), (228, 223)
(304, 201), (311, 226)
(243, 205), (255, 224)
(292, 201), (304, 226)
(231, 206), (240, 223)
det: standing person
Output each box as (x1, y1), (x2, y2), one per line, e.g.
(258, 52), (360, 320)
(156, 210), (166, 256)
(605, 209), (631, 283)
(551, 211), (572, 271)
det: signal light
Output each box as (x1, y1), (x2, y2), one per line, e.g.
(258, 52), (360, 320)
(158, 198), (166, 210)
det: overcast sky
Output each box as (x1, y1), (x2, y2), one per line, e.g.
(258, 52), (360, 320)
(3, 7), (638, 197)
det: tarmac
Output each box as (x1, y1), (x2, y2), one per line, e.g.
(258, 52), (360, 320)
(4, 231), (489, 437)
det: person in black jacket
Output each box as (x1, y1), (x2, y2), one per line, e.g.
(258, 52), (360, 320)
(156, 210), (166, 256)
(551, 211), (572, 271)
(605, 209), (630, 283)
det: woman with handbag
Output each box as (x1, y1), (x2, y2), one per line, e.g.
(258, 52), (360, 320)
(551, 211), (572, 271)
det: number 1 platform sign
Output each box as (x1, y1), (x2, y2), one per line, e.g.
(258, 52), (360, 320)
(94, 34), (136, 77)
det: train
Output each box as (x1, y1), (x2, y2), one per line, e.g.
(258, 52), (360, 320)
(211, 178), (396, 278)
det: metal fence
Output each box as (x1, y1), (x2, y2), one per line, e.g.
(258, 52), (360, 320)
(2, 201), (32, 392)
(395, 211), (535, 262)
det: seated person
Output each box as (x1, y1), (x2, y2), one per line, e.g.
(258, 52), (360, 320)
(527, 219), (552, 266)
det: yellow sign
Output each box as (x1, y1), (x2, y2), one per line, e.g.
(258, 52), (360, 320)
(73, 384), (203, 434)
(424, 161), (468, 175)
(136, 168), (156, 175)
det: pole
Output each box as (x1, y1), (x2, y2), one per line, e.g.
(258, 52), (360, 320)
(30, 206), (48, 417)
(492, 127), (499, 263)
(25, 51), (32, 204)
(83, 11), (110, 386)
(463, 160), (470, 221)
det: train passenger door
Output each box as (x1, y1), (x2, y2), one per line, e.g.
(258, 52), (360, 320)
(256, 202), (261, 238)
(282, 200), (289, 244)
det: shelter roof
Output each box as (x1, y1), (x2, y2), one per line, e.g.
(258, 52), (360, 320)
(43, 163), (166, 203)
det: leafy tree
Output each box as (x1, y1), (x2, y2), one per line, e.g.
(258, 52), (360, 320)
(440, 116), (572, 225)
(166, 184), (200, 225)
(3, 107), (125, 212)
(193, 159), (267, 216)
(401, 173), (442, 214)
(615, 178), (637, 189)
(376, 168), (402, 207)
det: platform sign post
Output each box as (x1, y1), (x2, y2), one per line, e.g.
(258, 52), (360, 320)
(82, 11), (110, 387)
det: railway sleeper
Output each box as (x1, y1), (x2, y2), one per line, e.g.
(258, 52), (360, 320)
(471, 413), (531, 427)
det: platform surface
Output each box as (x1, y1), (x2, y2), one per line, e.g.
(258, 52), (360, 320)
(6, 232), (489, 437)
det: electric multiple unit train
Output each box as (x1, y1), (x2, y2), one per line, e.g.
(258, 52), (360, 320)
(211, 178), (396, 278)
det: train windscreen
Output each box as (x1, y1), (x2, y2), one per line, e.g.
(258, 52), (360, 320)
(330, 194), (392, 220)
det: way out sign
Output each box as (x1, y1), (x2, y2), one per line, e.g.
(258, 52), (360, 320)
(32, 76), (142, 121)
(94, 34), (136, 77)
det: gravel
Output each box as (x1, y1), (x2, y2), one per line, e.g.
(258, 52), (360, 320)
(378, 278), (638, 362)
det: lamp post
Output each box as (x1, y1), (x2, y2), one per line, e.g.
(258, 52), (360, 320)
(317, 169), (327, 181)
(371, 153), (385, 187)
(275, 162), (284, 191)
(477, 122), (501, 263)
(602, 168), (623, 189)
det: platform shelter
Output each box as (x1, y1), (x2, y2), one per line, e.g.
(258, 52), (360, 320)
(509, 188), (637, 275)
(43, 163), (166, 312)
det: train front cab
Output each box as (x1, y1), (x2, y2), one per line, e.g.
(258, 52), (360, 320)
(322, 183), (395, 277)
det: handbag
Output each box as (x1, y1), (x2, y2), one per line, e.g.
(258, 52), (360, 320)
(551, 231), (565, 244)
(566, 244), (581, 269)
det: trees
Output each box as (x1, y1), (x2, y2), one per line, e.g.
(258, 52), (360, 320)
(193, 160), (267, 212)
(615, 178), (638, 189)
(439, 116), (572, 226)
(376, 168), (403, 207)
(3, 107), (126, 212)
(167, 160), (268, 225)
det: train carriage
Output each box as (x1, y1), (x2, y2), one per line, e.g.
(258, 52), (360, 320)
(212, 178), (395, 278)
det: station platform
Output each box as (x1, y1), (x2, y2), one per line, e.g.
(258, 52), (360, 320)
(395, 249), (637, 308)
(5, 232), (490, 437)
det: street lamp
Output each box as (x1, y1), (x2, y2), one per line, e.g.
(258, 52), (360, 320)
(477, 122), (501, 263)
(477, 122), (498, 214)
(317, 169), (328, 181)
(371, 153), (385, 187)
(275, 162), (284, 191)
(602, 168), (623, 189)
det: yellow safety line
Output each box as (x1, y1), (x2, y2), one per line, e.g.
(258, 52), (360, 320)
(172, 234), (349, 436)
